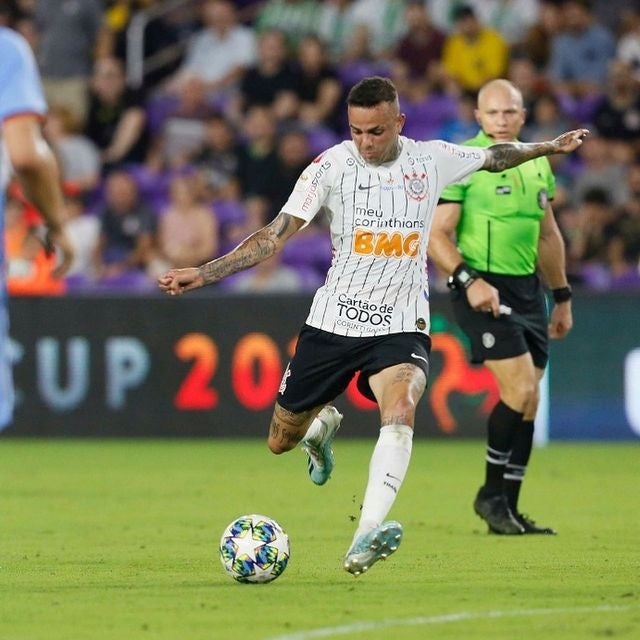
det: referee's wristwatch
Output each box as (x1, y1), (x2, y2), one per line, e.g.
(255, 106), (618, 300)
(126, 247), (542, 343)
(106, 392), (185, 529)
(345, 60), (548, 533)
(447, 262), (479, 291)
(551, 285), (572, 303)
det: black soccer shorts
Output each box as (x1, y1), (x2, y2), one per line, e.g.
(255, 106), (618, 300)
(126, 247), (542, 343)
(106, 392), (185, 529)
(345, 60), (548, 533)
(277, 325), (431, 413)
(450, 272), (549, 369)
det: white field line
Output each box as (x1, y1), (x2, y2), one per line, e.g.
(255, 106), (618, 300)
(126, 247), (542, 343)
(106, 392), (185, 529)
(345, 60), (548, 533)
(267, 604), (635, 640)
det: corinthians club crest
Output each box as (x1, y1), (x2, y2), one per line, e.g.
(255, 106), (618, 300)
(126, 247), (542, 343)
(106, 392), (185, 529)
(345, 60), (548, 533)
(403, 169), (428, 201)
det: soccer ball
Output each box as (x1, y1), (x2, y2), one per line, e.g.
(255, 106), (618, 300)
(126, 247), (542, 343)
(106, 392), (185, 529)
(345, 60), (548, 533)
(219, 514), (290, 583)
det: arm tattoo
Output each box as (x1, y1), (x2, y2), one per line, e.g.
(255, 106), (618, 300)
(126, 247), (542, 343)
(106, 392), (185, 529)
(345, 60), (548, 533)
(484, 140), (556, 172)
(198, 213), (296, 285)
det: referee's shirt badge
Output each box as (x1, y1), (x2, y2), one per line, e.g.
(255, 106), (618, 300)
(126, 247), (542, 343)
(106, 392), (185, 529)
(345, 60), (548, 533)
(482, 332), (496, 349)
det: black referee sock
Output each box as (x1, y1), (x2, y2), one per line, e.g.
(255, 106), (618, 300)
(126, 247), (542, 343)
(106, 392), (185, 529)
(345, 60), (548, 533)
(484, 401), (524, 495)
(504, 419), (535, 512)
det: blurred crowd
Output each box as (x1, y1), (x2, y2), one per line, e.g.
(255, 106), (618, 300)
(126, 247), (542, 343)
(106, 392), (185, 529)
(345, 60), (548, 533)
(4, 0), (640, 296)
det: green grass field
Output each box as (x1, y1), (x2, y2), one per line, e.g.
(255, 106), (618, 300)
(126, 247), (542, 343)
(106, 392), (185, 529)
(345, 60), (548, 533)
(0, 438), (638, 640)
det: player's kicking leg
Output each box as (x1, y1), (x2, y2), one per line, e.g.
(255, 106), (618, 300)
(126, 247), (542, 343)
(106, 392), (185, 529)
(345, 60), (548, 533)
(267, 402), (342, 485)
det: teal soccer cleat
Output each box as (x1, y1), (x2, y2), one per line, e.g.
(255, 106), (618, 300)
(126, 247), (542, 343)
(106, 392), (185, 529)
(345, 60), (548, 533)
(343, 521), (403, 576)
(300, 405), (342, 486)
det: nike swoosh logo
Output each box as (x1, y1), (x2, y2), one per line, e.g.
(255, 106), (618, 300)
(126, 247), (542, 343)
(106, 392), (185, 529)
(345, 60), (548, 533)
(411, 352), (428, 364)
(358, 184), (375, 190)
(385, 472), (402, 482)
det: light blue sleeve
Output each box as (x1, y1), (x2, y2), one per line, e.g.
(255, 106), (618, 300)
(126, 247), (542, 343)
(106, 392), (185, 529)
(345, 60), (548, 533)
(0, 28), (47, 122)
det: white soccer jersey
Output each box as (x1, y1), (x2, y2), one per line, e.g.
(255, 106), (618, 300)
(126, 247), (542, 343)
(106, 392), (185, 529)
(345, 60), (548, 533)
(281, 136), (486, 337)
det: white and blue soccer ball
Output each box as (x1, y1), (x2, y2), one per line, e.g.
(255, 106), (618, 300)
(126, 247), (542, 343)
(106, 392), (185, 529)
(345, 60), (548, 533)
(219, 514), (290, 583)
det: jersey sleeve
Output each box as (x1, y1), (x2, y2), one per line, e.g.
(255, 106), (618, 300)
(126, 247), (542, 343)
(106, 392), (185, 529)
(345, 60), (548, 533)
(280, 151), (335, 226)
(0, 31), (47, 122)
(433, 140), (487, 188)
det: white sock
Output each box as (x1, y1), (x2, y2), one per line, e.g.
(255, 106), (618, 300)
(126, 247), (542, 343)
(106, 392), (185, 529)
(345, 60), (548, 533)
(352, 424), (413, 543)
(301, 405), (340, 446)
(302, 413), (325, 444)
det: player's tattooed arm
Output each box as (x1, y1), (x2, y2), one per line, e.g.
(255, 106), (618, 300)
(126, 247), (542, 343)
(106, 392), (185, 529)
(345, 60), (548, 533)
(199, 212), (304, 285)
(483, 128), (589, 172)
(158, 212), (305, 295)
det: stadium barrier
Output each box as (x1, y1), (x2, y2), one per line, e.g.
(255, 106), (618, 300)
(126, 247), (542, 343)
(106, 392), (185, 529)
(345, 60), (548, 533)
(4, 292), (639, 440)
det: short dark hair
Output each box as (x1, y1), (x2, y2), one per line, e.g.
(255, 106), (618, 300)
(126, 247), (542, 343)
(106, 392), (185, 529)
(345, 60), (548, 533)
(583, 187), (610, 205)
(452, 4), (475, 21)
(347, 77), (398, 108)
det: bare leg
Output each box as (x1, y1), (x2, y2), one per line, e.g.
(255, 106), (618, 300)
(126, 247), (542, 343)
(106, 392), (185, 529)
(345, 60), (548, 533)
(267, 402), (322, 454)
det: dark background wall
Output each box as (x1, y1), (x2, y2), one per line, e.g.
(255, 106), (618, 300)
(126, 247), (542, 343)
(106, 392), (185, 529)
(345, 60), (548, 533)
(4, 292), (639, 440)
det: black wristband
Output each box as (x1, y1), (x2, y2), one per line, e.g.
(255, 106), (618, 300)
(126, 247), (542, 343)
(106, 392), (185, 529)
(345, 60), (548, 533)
(552, 285), (572, 303)
(447, 262), (480, 290)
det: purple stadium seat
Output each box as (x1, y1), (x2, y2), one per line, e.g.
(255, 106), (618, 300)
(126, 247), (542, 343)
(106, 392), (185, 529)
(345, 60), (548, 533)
(295, 264), (325, 290)
(212, 199), (248, 227)
(125, 164), (173, 214)
(64, 270), (157, 294)
(401, 94), (458, 141)
(281, 228), (333, 275)
(338, 60), (392, 88)
(64, 273), (95, 293)
(557, 93), (604, 125)
(212, 199), (249, 255)
(145, 93), (180, 135)
(126, 164), (169, 194)
(306, 126), (341, 155)
(83, 180), (106, 215)
(97, 269), (157, 292)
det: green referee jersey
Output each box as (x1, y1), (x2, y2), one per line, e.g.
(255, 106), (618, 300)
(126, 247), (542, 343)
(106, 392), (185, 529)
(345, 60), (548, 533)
(439, 130), (556, 275)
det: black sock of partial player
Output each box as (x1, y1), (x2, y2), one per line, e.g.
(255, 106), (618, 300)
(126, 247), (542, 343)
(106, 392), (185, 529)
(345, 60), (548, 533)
(484, 401), (524, 494)
(504, 419), (534, 511)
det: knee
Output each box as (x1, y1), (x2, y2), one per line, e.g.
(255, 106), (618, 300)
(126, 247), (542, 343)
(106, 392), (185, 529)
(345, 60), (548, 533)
(523, 383), (540, 415)
(521, 380), (539, 406)
(507, 381), (538, 413)
(267, 438), (287, 455)
(267, 429), (301, 454)
(381, 397), (418, 425)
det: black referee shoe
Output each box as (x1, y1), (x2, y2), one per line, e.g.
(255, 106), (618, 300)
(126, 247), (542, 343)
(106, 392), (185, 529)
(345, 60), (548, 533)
(514, 512), (557, 535)
(473, 487), (525, 534)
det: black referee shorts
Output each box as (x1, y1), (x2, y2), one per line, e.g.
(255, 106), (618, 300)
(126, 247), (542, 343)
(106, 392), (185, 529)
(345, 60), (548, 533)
(277, 325), (431, 413)
(450, 272), (549, 369)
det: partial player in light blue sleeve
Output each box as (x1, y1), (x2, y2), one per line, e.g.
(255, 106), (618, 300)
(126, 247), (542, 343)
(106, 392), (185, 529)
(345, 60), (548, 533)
(0, 26), (73, 430)
(0, 27), (47, 122)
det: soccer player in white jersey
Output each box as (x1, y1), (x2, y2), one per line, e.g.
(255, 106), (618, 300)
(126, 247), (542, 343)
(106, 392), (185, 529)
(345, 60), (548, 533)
(159, 77), (587, 576)
(0, 25), (74, 431)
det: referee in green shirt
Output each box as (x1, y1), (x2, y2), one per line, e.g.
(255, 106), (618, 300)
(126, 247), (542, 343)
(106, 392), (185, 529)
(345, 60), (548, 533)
(429, 79), (573, 535)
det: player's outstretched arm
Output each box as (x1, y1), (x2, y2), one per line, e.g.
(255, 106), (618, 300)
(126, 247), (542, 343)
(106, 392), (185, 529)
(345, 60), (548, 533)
(158, 211), (304, 296)
(483, 128), (589, 172)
